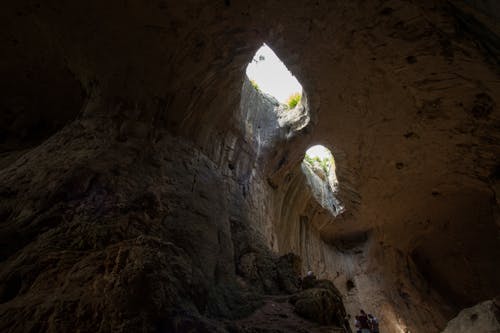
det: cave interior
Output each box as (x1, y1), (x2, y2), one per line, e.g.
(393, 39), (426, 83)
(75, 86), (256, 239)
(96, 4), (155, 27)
(0, 1), (499, 332)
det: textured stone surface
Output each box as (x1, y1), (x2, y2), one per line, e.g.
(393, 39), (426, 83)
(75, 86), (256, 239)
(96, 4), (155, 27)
(291, 279), (347, 326)
(0, 0), (499, 332)
(441, 299), (500, 333)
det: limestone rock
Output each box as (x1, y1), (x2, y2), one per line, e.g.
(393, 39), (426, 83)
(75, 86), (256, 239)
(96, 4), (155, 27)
(236, 251), (301, 295)
(441, 299), (500, 333)
(291, 279), (346, 326)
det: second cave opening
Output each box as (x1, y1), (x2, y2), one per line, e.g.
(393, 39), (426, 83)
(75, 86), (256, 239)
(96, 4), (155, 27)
(302, 145), (344, 216)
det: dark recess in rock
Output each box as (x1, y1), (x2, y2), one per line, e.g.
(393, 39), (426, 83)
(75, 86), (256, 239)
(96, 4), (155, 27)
(346, 279), (355, 291)
(469, 93), (495, 118)
(403, 131), (418, 138)
(406, 55), (417, 64)
(380, 7), (394, 16)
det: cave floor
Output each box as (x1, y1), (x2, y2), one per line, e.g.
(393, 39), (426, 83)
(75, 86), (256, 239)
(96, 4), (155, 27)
(226, 295), (346, 333)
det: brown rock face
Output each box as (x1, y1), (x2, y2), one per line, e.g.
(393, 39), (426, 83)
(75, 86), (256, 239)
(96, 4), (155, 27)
(1, 1), (499, 332)
(290, 279), (347, 326)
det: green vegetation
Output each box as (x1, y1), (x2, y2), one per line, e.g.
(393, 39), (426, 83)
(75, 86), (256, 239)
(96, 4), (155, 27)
(285, 92), (301, 109)
(250, 79), (260, 91)
(304, 154), (334, 174)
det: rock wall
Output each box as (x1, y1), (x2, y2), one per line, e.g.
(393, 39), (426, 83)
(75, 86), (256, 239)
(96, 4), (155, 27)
(0, 115), (306, 331)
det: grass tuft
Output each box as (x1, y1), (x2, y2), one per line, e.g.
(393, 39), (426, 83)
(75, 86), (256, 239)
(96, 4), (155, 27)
(304, 154), (334, 174)
(250, 79), (260, 91)
(285, 92), (301, 109)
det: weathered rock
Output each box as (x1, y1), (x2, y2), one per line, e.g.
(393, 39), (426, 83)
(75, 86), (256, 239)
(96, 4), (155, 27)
(291, 279), (346, 326)
(276, 253), (302, 294)
(236, 251), (301, 295)
(441, 299), (500, 333)
(291, 288), (341, 326)
(301, 274), (318, 290)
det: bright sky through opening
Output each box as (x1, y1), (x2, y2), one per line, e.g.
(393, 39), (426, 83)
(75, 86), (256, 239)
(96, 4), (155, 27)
(305, 145), (332, 160)
(246, 44), (302, 103)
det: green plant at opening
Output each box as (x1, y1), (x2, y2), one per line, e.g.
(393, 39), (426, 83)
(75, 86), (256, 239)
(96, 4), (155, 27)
(285, 92), (301, 109)
(250, 79), (260, 91)
(304, 154), (334, 174)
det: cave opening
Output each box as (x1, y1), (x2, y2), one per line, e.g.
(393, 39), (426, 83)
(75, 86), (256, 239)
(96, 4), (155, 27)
(302, 145), (344, 216)
(239, 43), (310, 157)
(245, 43), (302, 106)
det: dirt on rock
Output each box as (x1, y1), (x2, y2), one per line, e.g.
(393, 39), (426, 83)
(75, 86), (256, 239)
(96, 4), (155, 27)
(227, 295), (347, 333)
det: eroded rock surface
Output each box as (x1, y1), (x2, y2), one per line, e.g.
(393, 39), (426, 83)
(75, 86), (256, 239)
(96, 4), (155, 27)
(441, 299), (500, 333)
(291, 279), (347, 327)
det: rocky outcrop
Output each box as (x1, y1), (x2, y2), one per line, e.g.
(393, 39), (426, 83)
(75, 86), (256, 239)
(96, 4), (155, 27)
(301, 162), (343, 216)
(0, 122), (307, 332)
(239, 77), (281, 150)
(441, 299), (500, 333)
(290, 279), (347, 327)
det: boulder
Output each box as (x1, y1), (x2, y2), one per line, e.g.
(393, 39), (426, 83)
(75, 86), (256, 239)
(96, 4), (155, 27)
(290, 279), (346, 326)
(441, 299), (500, 333)
(301, 274), (317, 290)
